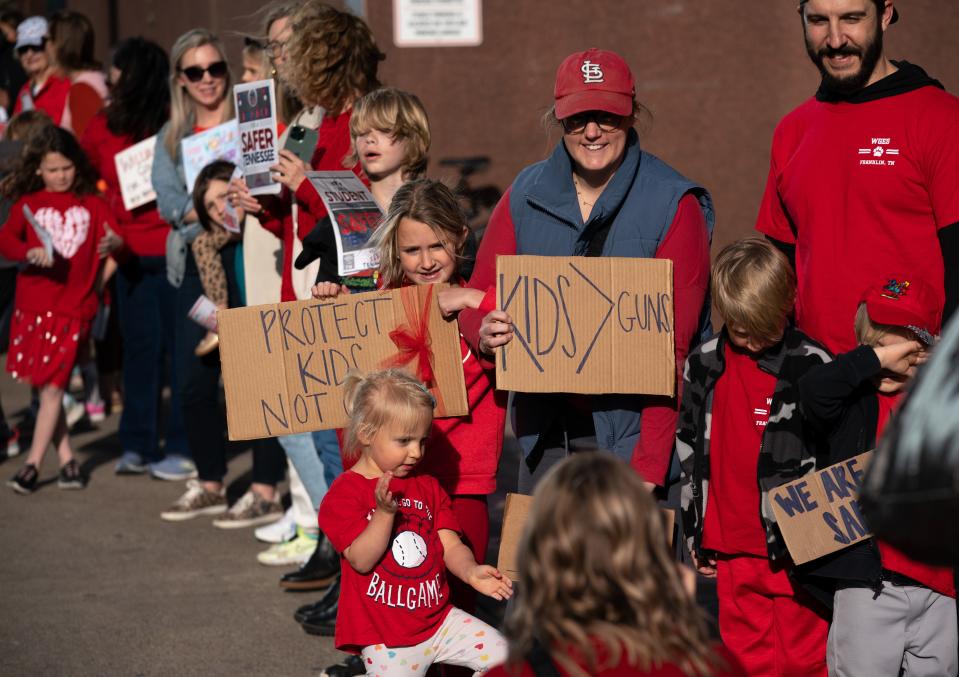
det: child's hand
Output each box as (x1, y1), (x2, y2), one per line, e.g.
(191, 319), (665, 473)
(25, 247), (52, 268)
(438, 287), (485, 318)
(271, 150), (310, 193)
(311, 281), (349, 301)
(374, 472), (398, 515)
(229, 178), (263, 215)
(874, 340), (924, 377)
(467, 565), (513, 601)
(98, 224), (123, 258)
(691, 552), (717, 578)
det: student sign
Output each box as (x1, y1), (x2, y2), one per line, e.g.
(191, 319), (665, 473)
(218, 284), (468, 440)
(769, 452), (874, 565)
(495, 256), (675, 396)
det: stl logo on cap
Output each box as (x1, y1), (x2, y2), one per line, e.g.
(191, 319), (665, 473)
(581, 60), (604, 84)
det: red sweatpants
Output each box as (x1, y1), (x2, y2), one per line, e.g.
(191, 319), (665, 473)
(447, 494), (490, 614)
(716, 555), (828, 677)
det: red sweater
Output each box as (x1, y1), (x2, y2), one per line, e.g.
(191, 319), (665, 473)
(259, 110), (362, 301)
(13, 74), (70, 125)
(0, 190), (115, 321)
(460, 192), (710, 486)
(80, 113), (170, 258)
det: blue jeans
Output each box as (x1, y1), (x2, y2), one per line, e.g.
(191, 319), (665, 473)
(115, 256), (187, 461)
(278, 429), (343, 511)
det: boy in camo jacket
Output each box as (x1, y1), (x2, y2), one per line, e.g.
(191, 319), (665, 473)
(677, 238), (832, 675)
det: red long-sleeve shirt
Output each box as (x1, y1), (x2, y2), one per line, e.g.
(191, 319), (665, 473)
(459, 191), (710, 486)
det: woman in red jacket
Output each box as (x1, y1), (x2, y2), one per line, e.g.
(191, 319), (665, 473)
(79, 38), (189, 479)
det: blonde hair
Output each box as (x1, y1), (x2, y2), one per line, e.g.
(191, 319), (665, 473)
(346, 88), (430, 178)
(342, 369), (435, 462)
(369, 178), (469, 288)
(284, 1), (384, 113)
(855, 302), (900, 347)
(712, 238), (795, 344)
(504, 453), (722, 677)
(164, 29), (235, 157)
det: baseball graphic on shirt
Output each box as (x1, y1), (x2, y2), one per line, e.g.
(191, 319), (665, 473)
(391, 530), (428, 569)
(34, 206), (91, 259)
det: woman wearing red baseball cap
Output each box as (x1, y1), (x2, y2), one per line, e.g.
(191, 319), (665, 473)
(459, 48), (714, 494)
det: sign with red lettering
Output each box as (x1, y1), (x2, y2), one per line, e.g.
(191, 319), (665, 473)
(306, 171), (384, 276)
(769, 452), (874, 565)
(234, 79), (280, 196)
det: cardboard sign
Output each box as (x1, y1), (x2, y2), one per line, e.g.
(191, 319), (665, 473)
(497, 493), (675, 579)
(181, 120), (240, 193)
(495, 256), (675, 396)
(306, 171), (383, 276)
(234, 79), (281, 196)
(218, 284), (469, 440)
(114, 135), (157, 211)
(770, 452), (873, 565)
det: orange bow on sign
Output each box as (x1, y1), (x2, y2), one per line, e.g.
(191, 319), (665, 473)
(383, 284), (436, 387)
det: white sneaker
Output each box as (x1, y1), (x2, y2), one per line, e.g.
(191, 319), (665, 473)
(63, 393), (85, 429)
(256, 527), (317, 566)
(255, 507), (296, 543)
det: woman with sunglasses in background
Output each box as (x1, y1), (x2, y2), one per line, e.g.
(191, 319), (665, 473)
(46, 10), (107, 139)
(461, 48), (714, 500)
(11, 16), (69, 124)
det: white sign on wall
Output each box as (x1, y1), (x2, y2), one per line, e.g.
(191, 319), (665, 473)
(393, 0), (483, 47)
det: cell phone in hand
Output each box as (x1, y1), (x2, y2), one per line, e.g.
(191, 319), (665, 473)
(283, 125), (319, 165)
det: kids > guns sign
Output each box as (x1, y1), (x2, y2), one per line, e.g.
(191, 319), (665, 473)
(217, 285), (468, 440)
(495, 256), (675, 396)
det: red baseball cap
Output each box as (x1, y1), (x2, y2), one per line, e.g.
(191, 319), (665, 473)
(554, 48), (636, 120)
(862, 278), (940, 345)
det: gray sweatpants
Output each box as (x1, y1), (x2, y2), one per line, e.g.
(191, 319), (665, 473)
(828, 583), (958, 677)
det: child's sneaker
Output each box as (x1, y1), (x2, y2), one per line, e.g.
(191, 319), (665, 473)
(85, 401), (106, 423)
(212, 490), (284, 529)
(7, 463), (38, 494)
(255, 506), (297, 543)
(1, 427), (20, 458)
(257, 526), (318, 566)
(57, 459), (87, 489)
(160, 479), (227, 521)
(63, 393), (85, 429)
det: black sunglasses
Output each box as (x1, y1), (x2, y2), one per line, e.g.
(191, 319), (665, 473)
(16, 39), (46, 57)
(179, 60), (228, 83)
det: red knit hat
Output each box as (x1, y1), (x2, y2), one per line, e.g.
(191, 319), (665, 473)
(862, 278), (940, 345)
(554, 48), (635, 120)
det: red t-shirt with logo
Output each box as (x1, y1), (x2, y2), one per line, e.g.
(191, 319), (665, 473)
(702, 343), (777, 557)
(756, 86), (959, 354)
(319, 471), (461, 652)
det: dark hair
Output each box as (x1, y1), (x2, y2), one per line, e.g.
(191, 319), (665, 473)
(1, 125), (98, 201)
(106, 37), (170, 141)
(192, 160), (236, 230)
(48, 10), (99, 73)
(5, 109), (53, 142)
(0, 9), (24, 28)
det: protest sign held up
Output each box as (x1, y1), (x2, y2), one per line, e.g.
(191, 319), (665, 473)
(218, 284), (469, 440)
(114, 135), (157, 211)
(495, 256), (675, 396)
(307, 171), (383, 276)
(770, 451), (874, 565)
(234, 79), (281, 196)
(181, 120), (241, 193)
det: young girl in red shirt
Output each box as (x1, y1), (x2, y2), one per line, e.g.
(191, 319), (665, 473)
(319, 368), (509, 673)
(2, 126), (120, 493)
(313, 179), (505, 614)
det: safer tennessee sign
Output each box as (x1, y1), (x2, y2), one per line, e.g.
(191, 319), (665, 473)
(769, 452), (874, 565)
(495, 256), (675, 396)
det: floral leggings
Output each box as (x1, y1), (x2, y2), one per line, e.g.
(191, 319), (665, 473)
(359, 607), (507, 676)
(190, 227), (238, 308)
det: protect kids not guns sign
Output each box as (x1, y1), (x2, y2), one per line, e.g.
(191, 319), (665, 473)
(495, 256), (675, 396)
(218, 284), (468, 440)
(769, 452), (873, 565)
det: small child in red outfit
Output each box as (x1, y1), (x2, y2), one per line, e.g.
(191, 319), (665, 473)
(1, 125), (121, 493)
(677, 239), (831, 675)
(319, 368), (509, 675)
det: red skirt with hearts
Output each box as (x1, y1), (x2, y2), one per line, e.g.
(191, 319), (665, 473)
(6, 308), (88, 388)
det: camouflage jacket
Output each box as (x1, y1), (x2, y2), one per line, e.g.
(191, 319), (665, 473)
(677, 326), (832, 561)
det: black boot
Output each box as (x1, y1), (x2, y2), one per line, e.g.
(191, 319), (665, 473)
(280, 532), (340, 591)
(299, 579), (340, 636)
(319, 654), (365, 677)
(293, 575), (341, 624)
